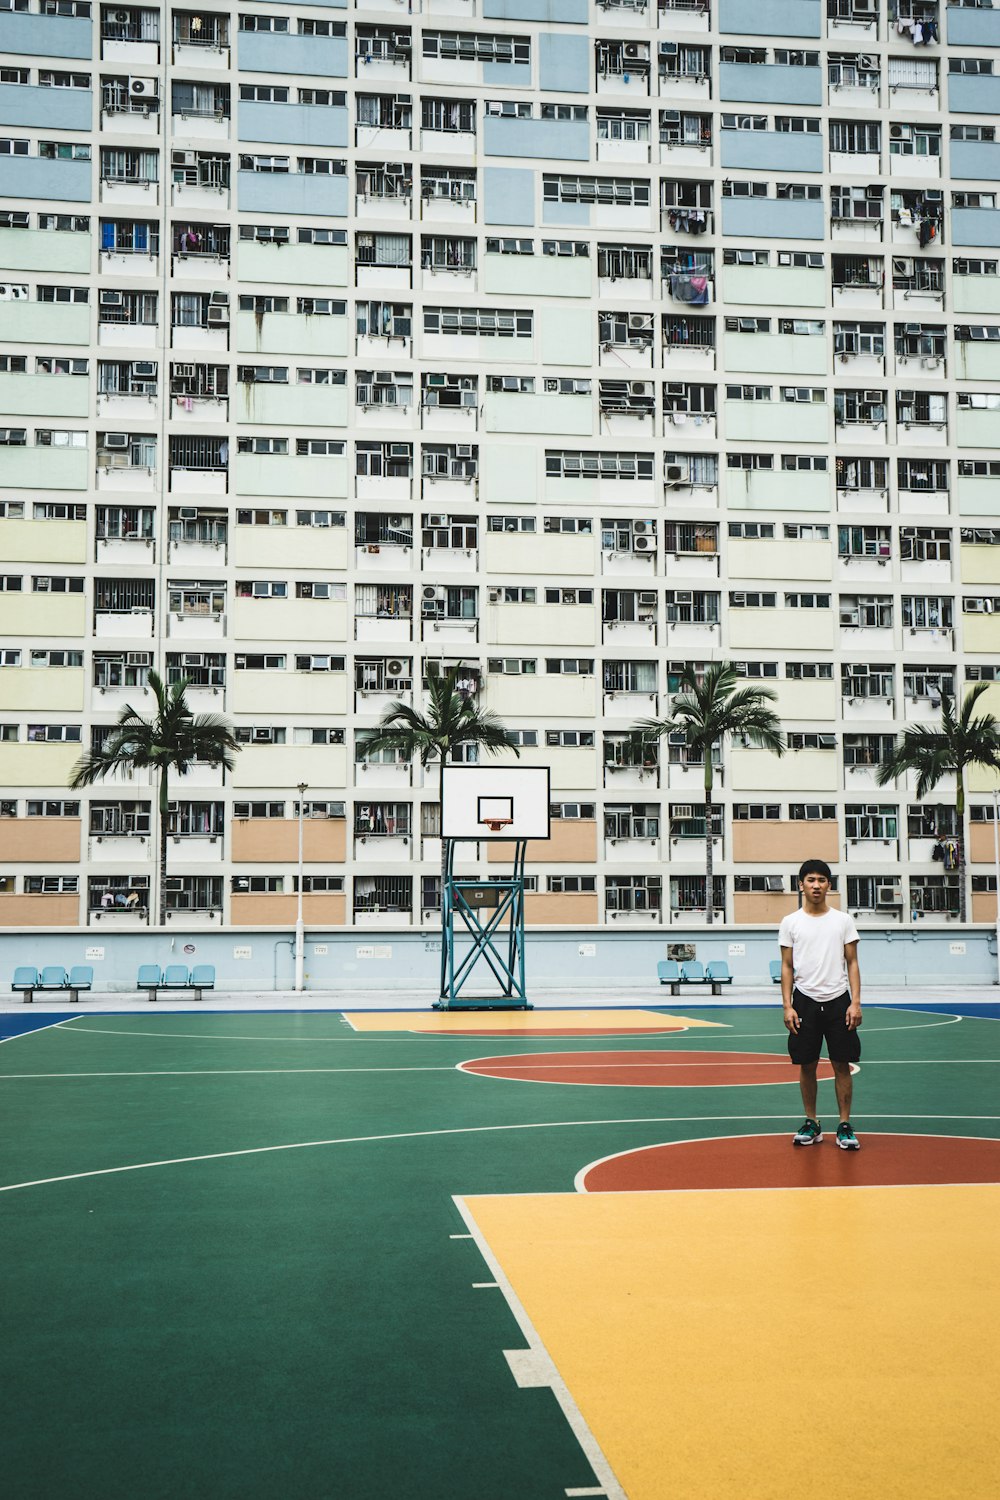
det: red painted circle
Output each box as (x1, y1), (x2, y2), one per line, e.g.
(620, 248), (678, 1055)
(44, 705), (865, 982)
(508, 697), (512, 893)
(460, 1050), (821, 1088)
(582, 1132), (1000, 1192)
(440, 1025), (687, 1038)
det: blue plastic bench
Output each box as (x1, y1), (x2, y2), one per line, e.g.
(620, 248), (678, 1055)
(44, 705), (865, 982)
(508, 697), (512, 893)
(769, 959), (783, 984)
(137, 964), (215, 1002)
(705, 961), (733, 988)
(657, 960), (681, 994)
(11, 964), (92, 1003)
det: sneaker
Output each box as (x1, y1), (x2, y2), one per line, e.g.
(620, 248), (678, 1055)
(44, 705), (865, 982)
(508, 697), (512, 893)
(793, 1118), (823, 1146)
(836, 1122), (860, 1151)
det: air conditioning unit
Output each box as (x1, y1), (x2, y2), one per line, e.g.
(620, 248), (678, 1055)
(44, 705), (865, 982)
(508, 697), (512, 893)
(765, 876), (784, 893)
(385, 658), (406, 677)
(923, 190), (943, 203)
(389, 443), (410, 458)
(129, 77), (158, 102)
(172, 150), (197, 167)
(629, 381), (648, 398)
(841, 609), (861, 626)
(455, 444), (474, 459)
(638, 591), (657, 605)
(663, 111), (680, 124)
(166, 802), (180, 814)
(628, 314), (649, 330)
(965, 598), (986, 614)
(623, 42), (645, 61)
(890, 124), (904, 139)
(427, 513), (448, 527)
(633, 519), (650, 534)
(374, 370), (393, 383)
(665, 465), (684, 482)
(103, 432), (129, 449)
(422, 585), (444, 602)
(174, 364), (195, 379)
(207, 306), (228, 324)
(487, 589), (501, 604)
(99, 290), (124, 307)
(126, 651), (149, 665)
(133, 361), (156, 378)
(672, 804), (693, 819)
(182, 653), (204, 667)
(674, 590), (693, 604)
(394, 33), (411, 51)
(209, 291), (229, 306)
(634, 535), (654, 552)
(905, 322), (921, 335)
(877, 884), (902, 906)
(858, 54), (875, 70)
(863, 389), (883, 403)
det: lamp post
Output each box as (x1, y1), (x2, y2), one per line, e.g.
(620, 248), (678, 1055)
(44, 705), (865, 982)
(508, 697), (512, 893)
(294, 781), (307, 993)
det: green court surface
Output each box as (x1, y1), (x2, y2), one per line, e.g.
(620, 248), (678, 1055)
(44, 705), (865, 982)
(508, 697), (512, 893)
(0, 1005), (996, 1500)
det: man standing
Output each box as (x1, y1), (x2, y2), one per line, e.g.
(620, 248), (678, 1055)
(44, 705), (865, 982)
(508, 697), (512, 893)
(779, 859), (862, 1150)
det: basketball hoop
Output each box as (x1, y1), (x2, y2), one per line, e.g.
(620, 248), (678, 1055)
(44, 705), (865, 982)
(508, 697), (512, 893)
(481, 818), (512, 834)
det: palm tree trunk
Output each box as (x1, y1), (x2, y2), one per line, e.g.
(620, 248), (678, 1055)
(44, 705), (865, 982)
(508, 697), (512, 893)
(704, 762), (715, 926)
(158, 767), (169, 927)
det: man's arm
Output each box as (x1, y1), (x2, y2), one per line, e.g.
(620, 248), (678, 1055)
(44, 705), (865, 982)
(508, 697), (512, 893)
(845, 940), (862, 1029)
(780, 945), (799, 1032)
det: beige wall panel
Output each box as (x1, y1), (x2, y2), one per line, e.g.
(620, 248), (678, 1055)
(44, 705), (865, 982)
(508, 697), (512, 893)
(231, 671), (348, 717)
(959, 546), (1000, 587)
(513, 743), (598, 791)
(0, 520), (86, 565)
(0, 744), (81, 787)
(731, 748), (838, 791)
(727, 611), (834, 651)
(971, 893), (997, 924)
(970, 824), (1000, 863)
(231, 600), (348, 642)
(968, 762), (1000, 793)
(485, 675), (596, 717)
(524, 893), (599, 926)
(769, 679), (838, 721)
(0, 596), (86, 638)
(233, 527), (349, 571)
(230, 894), (346, 926)
(0, 818), (80, 862)
(732, 821), (838, 864)
(484, 532), (595, 576)
(236, 242), (349, 288)
(728, 540), (831, 583)
(487, 820), (597, 864)
(486, 605), (596, 648)
(0, 895), (79, 927)
(0, 668), (84, 712)
(231, 819), (346, 863)
(735, 890), (840, 925)
(231, 744), (348, 789)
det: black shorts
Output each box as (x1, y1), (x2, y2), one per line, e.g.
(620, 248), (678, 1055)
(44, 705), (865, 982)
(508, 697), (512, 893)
(787, 989), (861, 1067)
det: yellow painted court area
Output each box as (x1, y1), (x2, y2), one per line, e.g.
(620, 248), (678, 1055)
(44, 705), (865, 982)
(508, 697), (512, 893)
(342, 1009), (726, 1033)
(463, 1184), (1000, 1500)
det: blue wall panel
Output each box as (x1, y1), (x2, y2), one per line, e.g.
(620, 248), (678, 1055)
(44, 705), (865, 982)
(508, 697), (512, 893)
(238, 101), (348, 149)
(237, 170), (348, 216)
(0, 14), (91, 58)
(720, 62), (823, 106)
(722, 197), (825, 239)
(238, 32), (347, 78)
(483, 166), (536, 225)
(952, 208), (1000, 249)
(720, 129), (823, 173)
(0, 156), (91, 203)
(0, 82), (91, 131)
(719, 0), (821, 36)
(484, 114), (589, 161)
(538, 33), (590, 93)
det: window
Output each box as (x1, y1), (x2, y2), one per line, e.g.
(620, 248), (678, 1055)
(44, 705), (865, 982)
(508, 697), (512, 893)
(26, 723), (82, 742)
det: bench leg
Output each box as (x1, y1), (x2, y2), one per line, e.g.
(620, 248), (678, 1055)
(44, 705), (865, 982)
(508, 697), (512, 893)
(193, 989), (202, 1003)
(69, 989), (79, 1004)
(711, 983), (721, 997)
(22, 990), (33, 1004)
(670, 983), (680, 997)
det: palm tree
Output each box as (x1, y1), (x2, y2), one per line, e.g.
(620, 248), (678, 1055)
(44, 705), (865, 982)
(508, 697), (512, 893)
(70, 670), (238, 926)
(359, 662), (518, 924)
(631, 661), (785, 925)
(876, 683), (1000, 922)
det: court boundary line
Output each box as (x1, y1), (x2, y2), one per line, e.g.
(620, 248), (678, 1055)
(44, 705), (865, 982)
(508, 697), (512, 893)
(573, 1130), (1000, 1194)
(0, 1018), (78, 1048)
(2, 1113), (998, 1195)
(456, 1055), (860, 1089)
(453, 1194), (627, 1500)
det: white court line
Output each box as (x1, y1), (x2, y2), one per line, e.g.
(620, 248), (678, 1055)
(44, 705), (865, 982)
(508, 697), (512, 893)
(0, 1058), (992, 1083)
(454, 1194), (627, 1500)
(47, 1012), (964, 1045)
(1, 1112), (997, 1195)
(0, 1018), (78, 1047)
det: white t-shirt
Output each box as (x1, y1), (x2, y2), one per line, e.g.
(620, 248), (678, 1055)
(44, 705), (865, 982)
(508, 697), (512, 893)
(778, 907), (859, 1003)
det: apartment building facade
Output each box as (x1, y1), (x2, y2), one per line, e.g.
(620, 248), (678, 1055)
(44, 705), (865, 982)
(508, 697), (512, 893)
(1, 0), (999, 932)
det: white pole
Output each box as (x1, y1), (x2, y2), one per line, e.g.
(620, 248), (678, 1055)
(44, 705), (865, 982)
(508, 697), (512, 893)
(993, 788), (1000, 985)
(294, 781), (307, 992)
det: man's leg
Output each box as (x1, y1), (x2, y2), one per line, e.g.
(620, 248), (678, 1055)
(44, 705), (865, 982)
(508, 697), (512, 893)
(798, 1060), (819, 1121)
(831, 1059), (853, 1123)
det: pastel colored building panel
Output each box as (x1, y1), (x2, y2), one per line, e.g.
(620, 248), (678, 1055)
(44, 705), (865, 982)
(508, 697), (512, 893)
(234, 454), (348, 498)
(0, 519), (86, 564)
(0, 817), (80, 862)
(731, 747), (839, 791)
(0, 596), (86, 637)
(231, 744), (349, 789)
(230, 818), (347, 864)
(483, 167), (536, 226)
(538, 33), (590, 92)
(236, 243), (349, 288)
(230, 600), (349, 642)
(732, 820), (838, 863)
(0, 667), (84, 712)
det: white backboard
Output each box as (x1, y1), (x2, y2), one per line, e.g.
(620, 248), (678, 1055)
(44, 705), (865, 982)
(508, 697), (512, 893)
(440, 765), (551, 841)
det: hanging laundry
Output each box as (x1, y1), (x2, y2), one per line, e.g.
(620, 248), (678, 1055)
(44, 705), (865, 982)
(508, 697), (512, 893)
(669, 272), (710, 305)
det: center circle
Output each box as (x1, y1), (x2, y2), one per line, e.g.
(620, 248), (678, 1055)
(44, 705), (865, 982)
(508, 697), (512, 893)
(458, 1049), (827, 1088)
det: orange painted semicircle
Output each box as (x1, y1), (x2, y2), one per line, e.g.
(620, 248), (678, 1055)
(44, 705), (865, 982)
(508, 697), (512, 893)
(581, 1132), (1000, 1192)
(460, 1050), (821, 1088)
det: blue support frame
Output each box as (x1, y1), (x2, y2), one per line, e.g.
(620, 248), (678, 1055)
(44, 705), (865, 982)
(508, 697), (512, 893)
(434, 838), (532, 1009)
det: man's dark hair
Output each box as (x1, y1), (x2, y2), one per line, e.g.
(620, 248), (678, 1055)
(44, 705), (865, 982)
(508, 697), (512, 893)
(798, 858), (832, 883)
